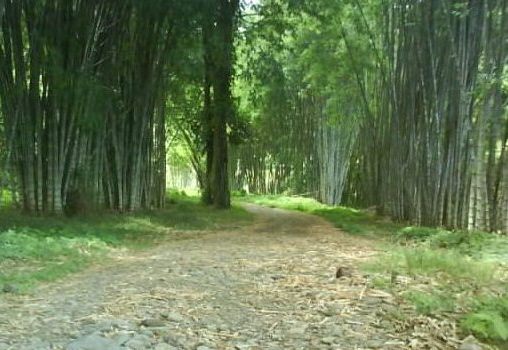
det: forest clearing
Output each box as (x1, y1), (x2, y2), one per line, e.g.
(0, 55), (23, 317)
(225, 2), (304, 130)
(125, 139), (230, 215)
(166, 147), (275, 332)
(0, 0), (507, 349)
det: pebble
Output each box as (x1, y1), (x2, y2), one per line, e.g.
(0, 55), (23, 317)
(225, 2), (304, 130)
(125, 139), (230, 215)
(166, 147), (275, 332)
(125, 334), (152, 350)
(112, 333), (131, 346)
(67, 334), (122, 350)
(141, 318), (166, 327)
(365, 339), (385, 348)
(336, 267), (353, 278)
(321, 337), (336, 345)
(270, 275), (285, 281)
(459, 341), (483, 350)
(205, 324), (219, 331)
(166, 312), (184, 323)
(98, 321), (116, 331)
(328, 328), (343, 338)
(2, 284), (19, 293)
(196, 345), (214, 350)
(155, 344), (178, 350)
(320, 307), (339, 317)
(288, 325), (307, 336)
(162, 335), (180, 345)
(18, 342), (52, 350)
(217, 324), (229, 332)
(163, 335), (193, 348)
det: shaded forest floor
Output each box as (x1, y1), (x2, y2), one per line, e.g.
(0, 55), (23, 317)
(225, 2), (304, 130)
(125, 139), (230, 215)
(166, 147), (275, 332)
(0, 201), (506, 349)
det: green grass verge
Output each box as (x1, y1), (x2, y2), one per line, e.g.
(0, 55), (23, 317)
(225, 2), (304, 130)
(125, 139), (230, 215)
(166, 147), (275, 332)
(364, 247), (498, 284)
(0, 193), (251, 292)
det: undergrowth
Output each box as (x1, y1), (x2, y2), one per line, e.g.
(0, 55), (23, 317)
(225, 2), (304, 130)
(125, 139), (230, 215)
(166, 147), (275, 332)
(394, 226), (504, 258)
(461, 295), (508, 342)
(365, 247), (497, 284)
(404, 291), (456, 316)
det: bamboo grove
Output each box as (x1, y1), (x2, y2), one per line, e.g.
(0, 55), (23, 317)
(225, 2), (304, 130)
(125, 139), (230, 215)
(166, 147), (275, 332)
(0, 0), (506, 234)
(0, 0), (239, 213)
(232, 0), (508, 233)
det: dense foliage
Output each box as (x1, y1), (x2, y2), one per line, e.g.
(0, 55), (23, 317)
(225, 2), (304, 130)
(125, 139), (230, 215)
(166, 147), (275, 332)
(0, 0), (240, 213)
(232, 0), (508, 233)
(0, 0), (506, 233)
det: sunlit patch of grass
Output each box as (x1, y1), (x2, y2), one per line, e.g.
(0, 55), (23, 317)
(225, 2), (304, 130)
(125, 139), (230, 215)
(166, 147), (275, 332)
(462, 294), (508, 341)
(237, 194), (327, 212)
(365, 247), (497, 284)
(371, 275), (391, 289)
(366, 247), (507, 344)
(315, 208), (400, 237)
(0, 228), (107, 292)
(404, 290), (456, 315)
(394, 226), (505, 259)
(395, 226), (445, 242)
(0, 193), (252, 292)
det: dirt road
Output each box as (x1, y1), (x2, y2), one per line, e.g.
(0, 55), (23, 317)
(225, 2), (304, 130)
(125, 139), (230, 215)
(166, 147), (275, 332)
(0, 205), (409, 350)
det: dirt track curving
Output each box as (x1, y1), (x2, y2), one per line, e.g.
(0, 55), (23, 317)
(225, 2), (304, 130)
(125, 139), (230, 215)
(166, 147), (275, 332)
(0, 205), (420, 350)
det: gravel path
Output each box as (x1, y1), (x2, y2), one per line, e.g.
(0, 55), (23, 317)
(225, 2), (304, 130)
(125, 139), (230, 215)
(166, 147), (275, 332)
(0, 204), (407, 350)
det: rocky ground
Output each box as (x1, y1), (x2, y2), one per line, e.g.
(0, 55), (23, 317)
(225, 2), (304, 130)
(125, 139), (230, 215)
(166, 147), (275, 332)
(0, 205), (475, 349)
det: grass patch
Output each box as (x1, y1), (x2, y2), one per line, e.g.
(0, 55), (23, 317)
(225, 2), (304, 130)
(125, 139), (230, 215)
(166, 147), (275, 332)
(364, 247), (497, 285)
(404, 290), (456, 316)
(0, 193), (251, 292)
(394, 226), (503, 258)
(365, 243), (506, 344)
(315, 208), (400, 237)
(238, 194), (327, 212)
(395, 226), (445, 242)
(462, 295), (508, 341)
(371, 275), (391, 289)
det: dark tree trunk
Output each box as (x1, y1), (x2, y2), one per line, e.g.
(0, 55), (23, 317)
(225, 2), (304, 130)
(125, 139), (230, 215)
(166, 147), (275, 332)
(201, 14), (214, 205)
(202, 0), (239, 209)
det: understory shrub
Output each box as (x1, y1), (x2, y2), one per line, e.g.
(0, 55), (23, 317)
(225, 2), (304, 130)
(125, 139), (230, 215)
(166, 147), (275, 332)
(461, 295), (508, 341)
